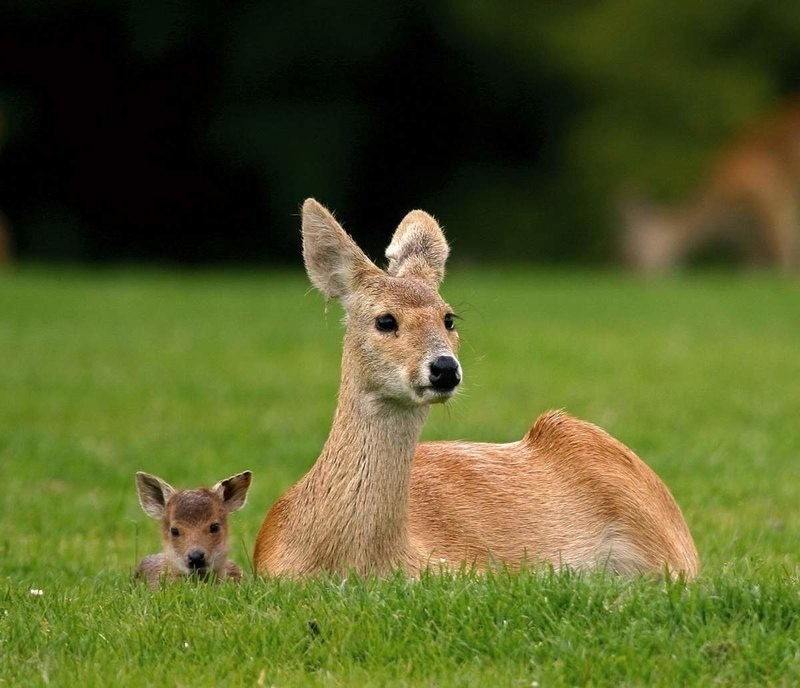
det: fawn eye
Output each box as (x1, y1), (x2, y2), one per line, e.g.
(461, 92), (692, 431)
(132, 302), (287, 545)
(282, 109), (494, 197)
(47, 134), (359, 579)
(444, 313), (457, 331)
(170, 527), (180, 537)
(209, 523), (221, 534)
(375, 314), (398, 333)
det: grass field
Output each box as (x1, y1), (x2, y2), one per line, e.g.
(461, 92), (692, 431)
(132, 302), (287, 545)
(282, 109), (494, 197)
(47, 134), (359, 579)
(1, 267), (799, 686)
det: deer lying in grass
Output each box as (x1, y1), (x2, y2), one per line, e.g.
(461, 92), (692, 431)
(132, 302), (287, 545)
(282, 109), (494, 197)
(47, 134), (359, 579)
(135, 471), (252, 585)
(621, 99), (800, 272)
(253, 199), (699, 578)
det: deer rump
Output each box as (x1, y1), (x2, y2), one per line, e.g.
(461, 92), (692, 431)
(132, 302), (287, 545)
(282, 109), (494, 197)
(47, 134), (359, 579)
(409, 411), (698, 575)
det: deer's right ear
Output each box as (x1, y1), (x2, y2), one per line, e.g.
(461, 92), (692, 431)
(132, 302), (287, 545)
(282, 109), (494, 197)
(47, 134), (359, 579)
(301, 199), (378, 300)
(135, 472), (175, 519)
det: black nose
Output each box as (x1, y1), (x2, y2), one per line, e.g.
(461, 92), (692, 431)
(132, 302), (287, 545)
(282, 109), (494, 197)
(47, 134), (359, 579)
(187, 549), (206, 569)
(429, 356), (461, 391)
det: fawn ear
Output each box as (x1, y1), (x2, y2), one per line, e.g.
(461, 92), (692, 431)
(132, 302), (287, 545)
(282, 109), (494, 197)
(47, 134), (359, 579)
(385, 210), (449, 286)
(302, 199), (379, 300)
(136, 472), (175, 519)
(213, 470), (252, 513)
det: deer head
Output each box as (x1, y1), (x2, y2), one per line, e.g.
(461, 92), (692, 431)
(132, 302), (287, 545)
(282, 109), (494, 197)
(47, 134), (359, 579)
(136, 471), (252, 578)
(302, 199), (461, 408)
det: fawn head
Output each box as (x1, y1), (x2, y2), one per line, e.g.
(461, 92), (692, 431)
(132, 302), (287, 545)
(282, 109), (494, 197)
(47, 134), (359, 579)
(135, 471), (252, 577)
(302, 198), (461, 407)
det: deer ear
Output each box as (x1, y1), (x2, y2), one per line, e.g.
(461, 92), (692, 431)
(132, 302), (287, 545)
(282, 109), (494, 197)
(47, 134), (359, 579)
(302, 199), (379, 300)
(212, 471), (252, 513)
(385, 210), (449, 286)
(135, 472), (175, 519)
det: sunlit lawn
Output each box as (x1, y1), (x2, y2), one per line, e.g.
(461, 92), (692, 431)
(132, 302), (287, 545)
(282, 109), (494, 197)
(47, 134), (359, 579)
(1, 267), (798, 686)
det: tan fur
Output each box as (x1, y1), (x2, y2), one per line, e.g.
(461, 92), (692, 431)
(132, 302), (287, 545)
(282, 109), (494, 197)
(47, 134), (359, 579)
(135, 471), (252, 586)
(254, 199), (699, 578)
(621, 99), (800, 272)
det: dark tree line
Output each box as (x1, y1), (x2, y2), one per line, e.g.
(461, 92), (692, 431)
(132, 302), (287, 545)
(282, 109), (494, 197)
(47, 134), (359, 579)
(1, 0), (799, 264)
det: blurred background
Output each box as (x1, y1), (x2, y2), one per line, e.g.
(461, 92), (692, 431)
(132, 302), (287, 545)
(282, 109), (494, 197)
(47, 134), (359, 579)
(2, 0), (800, 267)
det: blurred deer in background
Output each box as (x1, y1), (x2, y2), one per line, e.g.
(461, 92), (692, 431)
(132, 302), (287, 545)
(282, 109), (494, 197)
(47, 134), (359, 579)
(253, 199), (699, 579)
(621, 99), (800, 272)
(135, 471), (252, 586)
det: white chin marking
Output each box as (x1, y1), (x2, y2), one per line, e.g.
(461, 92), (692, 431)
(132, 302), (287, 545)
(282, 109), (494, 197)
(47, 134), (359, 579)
(419, 387), (456, 404)
(172, 558), (191, 574)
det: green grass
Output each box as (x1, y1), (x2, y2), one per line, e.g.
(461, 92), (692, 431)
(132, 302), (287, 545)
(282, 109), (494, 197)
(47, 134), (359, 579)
(1, 267), (799, 686)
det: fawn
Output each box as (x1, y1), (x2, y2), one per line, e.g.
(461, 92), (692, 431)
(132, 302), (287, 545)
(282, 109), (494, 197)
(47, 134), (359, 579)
(253, 199), (699, 578)
(621, 99), (800, 272)
(135, 470), (252, 585)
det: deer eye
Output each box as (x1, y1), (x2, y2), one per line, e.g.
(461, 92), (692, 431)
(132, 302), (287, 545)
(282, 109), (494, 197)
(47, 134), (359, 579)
(375, 314), (398, 333)
(444, 313), (457, 331)
(209, 523), (221, 534)
(170, 527), (180, 538)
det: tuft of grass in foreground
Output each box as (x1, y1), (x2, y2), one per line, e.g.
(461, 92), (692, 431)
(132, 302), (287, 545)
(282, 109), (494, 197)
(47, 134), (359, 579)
(1, 267), (799, 686)
(2, 567), (799, 686)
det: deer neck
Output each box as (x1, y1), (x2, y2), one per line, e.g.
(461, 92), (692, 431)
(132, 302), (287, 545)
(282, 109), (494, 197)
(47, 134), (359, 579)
(297, 370), (429, 573)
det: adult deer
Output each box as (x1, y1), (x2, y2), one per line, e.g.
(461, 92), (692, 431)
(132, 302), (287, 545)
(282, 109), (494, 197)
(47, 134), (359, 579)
(254, 200), (699, 578)
(621, 99), (800, 272)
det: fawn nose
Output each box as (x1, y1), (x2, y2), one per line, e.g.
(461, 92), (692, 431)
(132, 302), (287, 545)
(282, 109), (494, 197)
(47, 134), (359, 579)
(187, 549), (206, 570)
(429, 355), (461, 391)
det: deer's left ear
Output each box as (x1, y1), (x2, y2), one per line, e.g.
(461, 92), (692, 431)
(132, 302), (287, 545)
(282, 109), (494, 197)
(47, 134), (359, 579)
(213, 471), (252, 513)
(385, 210), (449, 286)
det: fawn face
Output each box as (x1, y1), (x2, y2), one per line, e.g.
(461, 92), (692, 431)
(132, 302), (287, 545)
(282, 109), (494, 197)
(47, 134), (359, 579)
(302, 200), (461, 408)
(136, 471), (252, 578)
